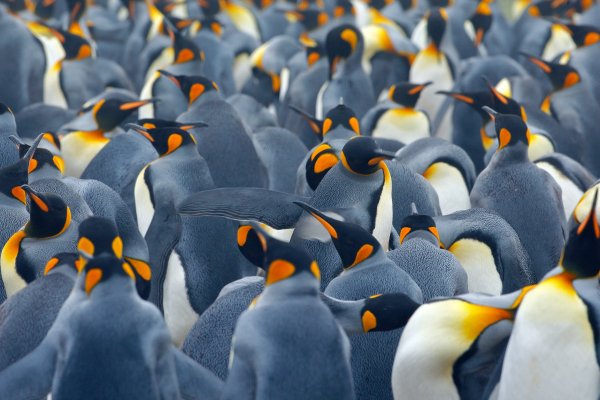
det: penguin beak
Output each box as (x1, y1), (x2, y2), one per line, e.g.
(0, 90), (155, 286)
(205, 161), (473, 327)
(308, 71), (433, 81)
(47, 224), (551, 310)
(119, 98), (158, 111)
(178, 121), (209, 130)
(481, 106), (498, 121)
(294, 201), (340, 239)
(158, 69), (181, 88)
(125, 123), (155, 142)
(21, 185), (49, 212)
(436, 91), (475, 104)
(521, 53), (552, 74)
(409, 81), (432, 95)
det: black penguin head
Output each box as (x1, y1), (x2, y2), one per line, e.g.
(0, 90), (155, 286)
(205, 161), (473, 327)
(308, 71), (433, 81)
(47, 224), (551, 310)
(90, 98), (155, 132)
(333, 0), (355, 18)
(360, 293), (420, 332)
(469, 2), (492, 47)
(483, 77), (527, 118)
(170, 29), (204, 64)
(437, 89), (494, 121)
(326, 24), (362, 79)
(34, 0), (56, 20)
(306, 143), (340, 191)
(159, 70), (220, 105)
(22, 146), (65, 176)
(322, 103), (361, 136)
(78, 217), (122, 260)
(127, 124), (196, 156)
(254, 228), (321, 286)
(50, 28), (93, 60)
(388, 81), (432, 108)
(0, 134), (44, 205)
(237, 224), (267, 267)
(295, 202), (381, 269)
(22, 185), (71, 238)
(340, 136), (396, 175)
(426, 8), (448, 50)
(483, 107), (531, 151)
(286, 7), (329, 32)
(82, 254), (136, 296)
(44, 252), (80, 275)
(561, 189), (600, 278)
(524, 54), (581, 91)
(399, 213), (442, 247)
(363, 0), (393, 10)
(137, 118), (208, 131)
(305, 40), (325, 67)
(195, 16), (223, 36)
(561, 23), (600, 47)
(528, 0), (574, 17)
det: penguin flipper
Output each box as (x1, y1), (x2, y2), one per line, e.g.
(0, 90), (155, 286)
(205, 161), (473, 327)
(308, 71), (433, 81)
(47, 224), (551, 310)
(172, 349), (224, 400)
(178, 188), (309, 229)
(0, 337), (56, 399)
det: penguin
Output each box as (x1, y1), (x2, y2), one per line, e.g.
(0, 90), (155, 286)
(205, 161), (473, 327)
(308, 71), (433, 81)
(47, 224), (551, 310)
(297, 201), (421, 400)
(470, 108), (565, 281)
(221, 229), (356, 400)
(130, 124), (254, 345)
(159, 70), (269, 188)
(362, 81), (432, 144)
(317, 24), (375, 119)
(395, 137), (476, 215)
(60, 97), (155, 177)
(498, 190), (600, 400)
(388, 210), (468, 301)
(77, 216), (151, 299)
(0, 185), (78, 297)
(0, 103), (20, 168)
(0, 254), (223, 400)
(15, 104), (76, 141)
(409, 8), (455, 138)
(0, 253), (79, 371)
(391, 286), (534, 400)
(227, 94), (278, 132)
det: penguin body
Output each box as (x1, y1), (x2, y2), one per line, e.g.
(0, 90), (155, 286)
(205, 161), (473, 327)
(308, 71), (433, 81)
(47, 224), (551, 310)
(0, 253), (78, 371)
(470, 111), (565, 281)
(0, 254), (223, 400)
(0, 104), (20, 168)
(15, 103), (76, 140)
(396, 137), (476, 215)
(388, 212), (467, 301)
(227, 93), (278, 132)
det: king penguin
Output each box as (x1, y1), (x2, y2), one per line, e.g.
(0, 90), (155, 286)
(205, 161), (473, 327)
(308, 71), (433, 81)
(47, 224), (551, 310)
(388, 209), (468, 301)
(297, 201), (421, 400)
(498, 190), (600, 400)
(222, 229), (356, 400)
(0, 254), (223, 400)
(470, 108), (566, 281)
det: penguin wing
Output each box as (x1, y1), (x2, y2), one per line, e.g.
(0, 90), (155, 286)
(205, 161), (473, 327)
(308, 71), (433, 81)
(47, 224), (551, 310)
(177, 188), (309, 229)
(172, 349), (224, 400)
(0, 335), (57, 398)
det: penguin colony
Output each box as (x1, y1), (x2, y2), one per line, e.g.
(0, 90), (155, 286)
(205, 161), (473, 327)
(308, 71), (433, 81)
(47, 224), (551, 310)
(0, 0), (599, 398)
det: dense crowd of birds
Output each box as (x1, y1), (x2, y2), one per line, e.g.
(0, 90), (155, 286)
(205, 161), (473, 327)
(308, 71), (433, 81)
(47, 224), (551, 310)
(0, 0), (599, 398)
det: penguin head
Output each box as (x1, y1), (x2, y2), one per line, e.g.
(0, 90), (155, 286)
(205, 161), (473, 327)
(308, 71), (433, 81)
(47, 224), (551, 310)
(561, 189), (600, 278)
(388, 81), (431, 108)
(170, 29), (204, 64)
(128, 124), (197, 156)
(333, 0), (354, 18)
(286, 7), (329, 32)
(426, 8), (448, 50)
(77, 217), (122, 261)
(21, 146), (65, 176)
(469, 2), (492, 47)
(22, 185), (71, 238)
(322, 103), (361, 136)
(524, 54), (581, 91)
(340, 136), (396, 175)
(82, 254), (136, 296)
(52, 28), (94, 60)
(295, 202), (381, 270)
(0, 134), (43, 205)
(399, 212), (443, 247)
(43, 252), (81, 276)
(253, 227), (321, 286)
(306, 143), (340, 191)
(326, 24), (362, 79)
(86, 98), (156, 132)
(483, 107), (531, 152)
(159, 70), (220, 105)
(137, 118), (208, 131)
(527, 0), (574, 17)
(437, 89), (494, 121)
(363, 0), (393, 11)
(33, 0), (55, 21)
(360, 293), (420, 332)
(237, 224), (267, 267)
(195, 16), (223, 37)
(199, 0), (220, 17)
(304, 40), (325, 67)
(560, 23), (600, 47)
(483, 78), (527, 119)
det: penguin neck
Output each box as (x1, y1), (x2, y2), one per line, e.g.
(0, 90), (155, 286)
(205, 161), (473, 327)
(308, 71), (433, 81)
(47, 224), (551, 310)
(44, 61), (68, 108)
(29, 165), (63, 182)
(188, 91), (220, 110)
(47, 264), (78, 280)
(490, 143), (529, 165)
(403, 231), (439, 247)
(343, 245), (386, 271)
(160, 142), (198, 159)
(260, 274), (320, 302)
(89, 276), (136, 300)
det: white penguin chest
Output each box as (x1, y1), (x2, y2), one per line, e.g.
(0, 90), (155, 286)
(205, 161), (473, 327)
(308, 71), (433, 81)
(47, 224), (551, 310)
(542, 25), (576, 61)
(134, 166), (155, 237)
(61, 133), (109, 178)
(372, 166), (393, 251)
(423, 162), (471, 215)
(448, 238), (501, 295)
(499, 278), (600, 400)
(372, 109), (430, 144)
(535, 161), (582, 220)
(163, 250), (199, 347)
(139, 73), (159, 119)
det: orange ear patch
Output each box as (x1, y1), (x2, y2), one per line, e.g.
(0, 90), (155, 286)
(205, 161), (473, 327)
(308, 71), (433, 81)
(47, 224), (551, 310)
(189, 83), (205, 104)
(399, 227), (411, 243)
(85, 268), (103, 295)
(266, 259), (295, 285)
(498, 128), (511, 149)
(176, 48), (195, 64)
(362, 310), (377, 332)
(314, 153), (339, 174)
(166, 134), (183, 155)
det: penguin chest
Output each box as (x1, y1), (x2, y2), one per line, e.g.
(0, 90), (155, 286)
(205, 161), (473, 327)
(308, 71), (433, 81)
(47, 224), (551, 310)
(143, 47), (175, 89)
(372, 166), (393, 251)
(163, 250), (199, 347)
(0, 230), (27, 297)
(372, 109), (430, 144)
(423, 162), (471, 215)
(134, 166), (155, 237)
(499, 277), (600, 399)
(542, 25), (576, 61)
(448, 239), (501, 295)
(139, 73), (159, 119)
(61, 133), (109, 178)
(535, 161), (582, 219)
